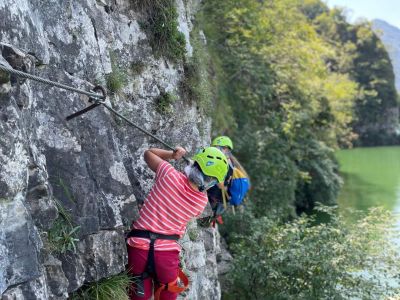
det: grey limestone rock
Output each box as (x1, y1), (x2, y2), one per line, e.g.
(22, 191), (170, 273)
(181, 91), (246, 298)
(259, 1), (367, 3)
(0, 0), (227, 299)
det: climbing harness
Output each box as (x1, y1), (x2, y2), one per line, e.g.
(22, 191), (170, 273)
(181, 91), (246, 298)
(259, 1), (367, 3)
(126, 229), (189, 299)
(0, 63), (189, 161)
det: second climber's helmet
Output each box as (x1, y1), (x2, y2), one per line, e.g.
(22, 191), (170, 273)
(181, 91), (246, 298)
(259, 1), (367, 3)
(192, 147), (229, 183)
(211, 136), (233, 150)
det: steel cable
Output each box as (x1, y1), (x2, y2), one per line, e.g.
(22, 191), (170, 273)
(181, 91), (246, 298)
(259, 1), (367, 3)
(0, 64), (105, 99)
(0, 63), (190, 162)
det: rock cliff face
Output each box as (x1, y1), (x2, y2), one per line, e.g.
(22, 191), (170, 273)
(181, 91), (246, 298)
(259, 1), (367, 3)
(0, 0), (223, 299)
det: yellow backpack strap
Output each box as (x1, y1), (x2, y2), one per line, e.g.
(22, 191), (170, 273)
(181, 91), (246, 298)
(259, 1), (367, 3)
(221, 187), (228, 209)
(154, 268), (189, 300)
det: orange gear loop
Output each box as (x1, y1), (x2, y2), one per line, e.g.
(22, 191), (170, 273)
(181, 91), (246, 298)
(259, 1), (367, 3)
(154, 269), (189, 300)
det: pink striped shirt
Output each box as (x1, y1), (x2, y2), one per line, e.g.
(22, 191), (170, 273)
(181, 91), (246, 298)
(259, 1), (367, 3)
(127, 161), (208, 252)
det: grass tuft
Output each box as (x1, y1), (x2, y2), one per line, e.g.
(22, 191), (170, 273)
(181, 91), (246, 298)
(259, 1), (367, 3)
(133, 0), (186, 62)
(47, 198), (80, 254)
(130, 60), (146, 75)
(155, 92), (177, 114)
(48, 219), (80, 254)
(70, 272), (134, 300)
(106, 54), (127, 93)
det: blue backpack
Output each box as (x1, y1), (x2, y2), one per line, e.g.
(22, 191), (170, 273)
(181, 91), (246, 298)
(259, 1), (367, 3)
(228, 167), (250, 206)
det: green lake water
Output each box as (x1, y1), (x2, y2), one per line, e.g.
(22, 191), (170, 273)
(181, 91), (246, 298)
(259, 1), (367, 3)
(336, 146), (400, 292)
(336, 146), (400, 214)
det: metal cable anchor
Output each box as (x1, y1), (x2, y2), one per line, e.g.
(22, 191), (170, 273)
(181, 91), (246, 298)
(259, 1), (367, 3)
(66, 85), (107, 121)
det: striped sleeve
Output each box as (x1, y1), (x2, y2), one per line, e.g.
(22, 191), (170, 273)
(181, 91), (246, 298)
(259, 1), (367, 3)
(155, 161), (174, 181)
(193, 198), (208, 217)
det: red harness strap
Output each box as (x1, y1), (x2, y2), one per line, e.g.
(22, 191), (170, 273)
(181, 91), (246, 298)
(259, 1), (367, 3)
(154, 269), (189, 300)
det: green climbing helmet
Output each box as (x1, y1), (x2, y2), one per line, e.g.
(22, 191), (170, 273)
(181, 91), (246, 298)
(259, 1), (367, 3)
(211, 136), (233, 150)
(192, 147), (229, 183)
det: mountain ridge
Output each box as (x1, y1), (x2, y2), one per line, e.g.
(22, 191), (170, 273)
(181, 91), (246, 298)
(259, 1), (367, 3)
(372, 19), (400, 91)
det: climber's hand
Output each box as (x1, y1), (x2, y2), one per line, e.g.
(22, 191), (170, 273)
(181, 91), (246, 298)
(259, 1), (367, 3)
(172, 146), (186, 160)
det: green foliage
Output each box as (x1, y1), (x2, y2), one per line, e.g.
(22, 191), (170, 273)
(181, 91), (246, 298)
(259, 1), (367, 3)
(71, 272), (133, 300)
(0, 70), (10, 84)
(133, 0), (186, 62)
(299, 0), (329, 20)
(203, 0), (398, 220)
(294, 140), (342, 214)
(106, 54), (127, 93)
(48, 198), (80, 254)
(351, 23), (398, 146)
(203, 0), (353, 216)
(235, 126), (299, 217)
(130, 60), (145, 75)
(309, 6), (399, 146)
(200, 1), (400, 299)
(222, 206), (400, 300)
(187, 227), (200, 241)
(49, 220), (80, 253)
(57, 177), (76, 203)
(155, 92), (177, 114)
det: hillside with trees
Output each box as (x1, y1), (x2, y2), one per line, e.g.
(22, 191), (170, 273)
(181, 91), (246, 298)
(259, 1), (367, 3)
(306, 3), (399, 146)
(198, 0), (400, 298)
(201, 0), (399, 218)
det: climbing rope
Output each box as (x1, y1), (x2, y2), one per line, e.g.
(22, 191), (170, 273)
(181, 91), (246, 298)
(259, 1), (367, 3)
(0, 63), (189, 162)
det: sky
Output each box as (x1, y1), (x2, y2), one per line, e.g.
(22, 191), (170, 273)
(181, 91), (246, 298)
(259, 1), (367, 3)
(325, 0), (400, 29)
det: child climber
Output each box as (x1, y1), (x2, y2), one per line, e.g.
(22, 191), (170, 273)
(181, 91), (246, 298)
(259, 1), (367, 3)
(204, 136), (234, 226)
(203, 136), (250, 226)
(126, 146), (229, 300)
